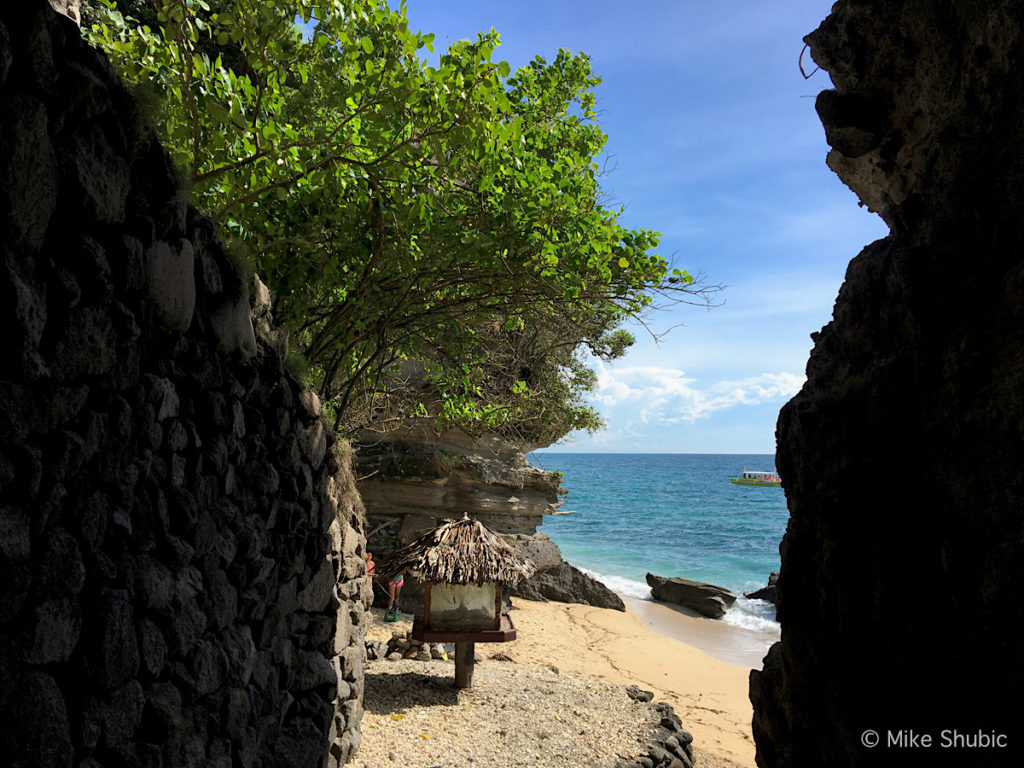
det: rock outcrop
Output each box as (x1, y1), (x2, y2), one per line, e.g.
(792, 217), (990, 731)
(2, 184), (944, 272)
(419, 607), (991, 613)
(356, 423), (565, 542)
(358, 425), (622, 611)
(751, 2), (1024, 766)
(646, 574), (736, 619)
(617, 697), (695, 768)
(743, 572), (778, 605)
(510, 562), (626, 611)
(503, 530), (565, 572)
(0, 3), (367, 765)
(46, 0), (79, 24)
(359, 425), (563, 613)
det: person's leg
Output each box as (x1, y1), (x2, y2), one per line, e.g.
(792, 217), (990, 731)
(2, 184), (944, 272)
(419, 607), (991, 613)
(388, 581), (397, 608)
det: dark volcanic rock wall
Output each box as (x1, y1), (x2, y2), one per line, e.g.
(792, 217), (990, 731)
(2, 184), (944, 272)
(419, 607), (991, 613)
(0, 3), (367, 767)
(751, 2), (1024, 766)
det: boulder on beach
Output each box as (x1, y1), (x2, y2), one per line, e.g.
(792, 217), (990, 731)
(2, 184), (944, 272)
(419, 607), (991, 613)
(744, 571), (779, 605)
(645, 573), (736, 619)
(511, 562), (626, 611)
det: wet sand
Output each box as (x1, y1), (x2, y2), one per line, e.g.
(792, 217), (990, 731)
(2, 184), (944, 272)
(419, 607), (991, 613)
(623, 597), (776, 670)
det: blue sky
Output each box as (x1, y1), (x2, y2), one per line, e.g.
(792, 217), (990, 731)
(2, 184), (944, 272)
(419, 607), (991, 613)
(402, 1), (889, 454)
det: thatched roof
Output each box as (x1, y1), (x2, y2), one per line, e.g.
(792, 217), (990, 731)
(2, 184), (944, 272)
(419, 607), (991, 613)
(379, 516), (536, 586)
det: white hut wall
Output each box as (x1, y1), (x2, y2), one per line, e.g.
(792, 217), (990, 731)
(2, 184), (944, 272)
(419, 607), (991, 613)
(429, 583), (498, 630)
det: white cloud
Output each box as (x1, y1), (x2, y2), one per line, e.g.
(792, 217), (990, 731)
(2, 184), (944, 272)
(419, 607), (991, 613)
(592, 363), (804, 423)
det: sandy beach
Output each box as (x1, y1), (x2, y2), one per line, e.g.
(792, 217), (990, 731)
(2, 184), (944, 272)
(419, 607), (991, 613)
(622, 597), (777, 671)
(503, 599), (758, 767)
(363, 597), (760, 767)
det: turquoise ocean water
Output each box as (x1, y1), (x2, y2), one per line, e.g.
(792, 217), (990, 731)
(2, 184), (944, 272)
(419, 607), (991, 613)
(529, 453), (787, 635)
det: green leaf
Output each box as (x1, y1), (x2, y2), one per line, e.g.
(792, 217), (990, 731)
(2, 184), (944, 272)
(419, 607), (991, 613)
(83, 0), (709, 446)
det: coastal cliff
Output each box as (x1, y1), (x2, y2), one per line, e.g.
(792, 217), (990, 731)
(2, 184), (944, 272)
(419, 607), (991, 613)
(356, 425), (624, 610)
(355, 423), (564, 541)
(751, 2), (1024, 766)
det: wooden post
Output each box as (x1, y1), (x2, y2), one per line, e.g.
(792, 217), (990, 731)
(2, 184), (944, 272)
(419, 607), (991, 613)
(454, 642), (475, 688)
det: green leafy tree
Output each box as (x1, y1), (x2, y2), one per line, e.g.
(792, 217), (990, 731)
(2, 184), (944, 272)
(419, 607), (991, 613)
(84, 0), (715, 442)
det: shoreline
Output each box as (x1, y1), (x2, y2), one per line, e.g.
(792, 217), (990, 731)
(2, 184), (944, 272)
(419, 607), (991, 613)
(563, 561), (779, 668)
(622, 595), (777, 670)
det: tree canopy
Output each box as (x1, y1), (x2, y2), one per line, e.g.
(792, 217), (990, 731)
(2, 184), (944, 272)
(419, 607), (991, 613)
(84, 0), (715, 444)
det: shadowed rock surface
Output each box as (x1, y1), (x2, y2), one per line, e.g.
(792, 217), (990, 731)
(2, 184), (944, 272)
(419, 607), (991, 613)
(646, 574), (736, 619)
(751, 2), (1024, 766)
(0, 3), (367, 766)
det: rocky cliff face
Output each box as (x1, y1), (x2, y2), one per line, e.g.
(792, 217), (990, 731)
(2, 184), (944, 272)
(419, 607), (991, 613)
(0, 3), (367, 766)
(750, 2), (1024, 766)
(357, 424), (568, 610)
(356, 423), (564, 543)
(356, 425), (624, 611)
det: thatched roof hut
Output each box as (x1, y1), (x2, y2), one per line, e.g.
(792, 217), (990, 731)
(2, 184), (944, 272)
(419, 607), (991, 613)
(379, 515), (536, 586)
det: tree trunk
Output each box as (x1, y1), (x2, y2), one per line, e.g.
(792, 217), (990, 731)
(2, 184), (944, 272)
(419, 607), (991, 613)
(454, 642), (475, 688)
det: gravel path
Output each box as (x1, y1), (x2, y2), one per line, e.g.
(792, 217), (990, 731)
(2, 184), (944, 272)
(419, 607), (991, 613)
(357, 611), (753, 768)
(354, 657), (658, 768)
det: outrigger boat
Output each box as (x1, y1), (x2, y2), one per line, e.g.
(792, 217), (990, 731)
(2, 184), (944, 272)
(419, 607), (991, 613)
(729, 468), (781, 486)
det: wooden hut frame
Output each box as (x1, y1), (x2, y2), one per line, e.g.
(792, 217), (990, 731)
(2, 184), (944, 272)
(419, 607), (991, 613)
(378, 515), (535, 687)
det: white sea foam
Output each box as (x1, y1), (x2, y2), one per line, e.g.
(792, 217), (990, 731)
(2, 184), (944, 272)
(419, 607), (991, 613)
(576, 566), (653, 600)
(723, 597), (780, 635)
(573, 566), (781, 637)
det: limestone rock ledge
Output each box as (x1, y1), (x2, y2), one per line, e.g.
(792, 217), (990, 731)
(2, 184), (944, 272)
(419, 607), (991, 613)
(356, 423), (565, 544)
(357, 426), (624, 611)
